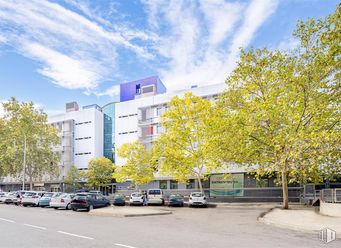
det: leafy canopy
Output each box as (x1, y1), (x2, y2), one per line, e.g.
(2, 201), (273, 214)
(113, 141), (155, 186)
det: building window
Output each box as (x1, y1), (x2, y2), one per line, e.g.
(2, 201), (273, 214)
(170, 180), (178, 189)
(159, 180), (167, 189)
(186, 179), (196, 189)
(147, 126), (153, 135)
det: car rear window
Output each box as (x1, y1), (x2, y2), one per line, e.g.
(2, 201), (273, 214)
(25, 192), (36, 196)
(132, 193), (142, 197)
(74, 195), (88, 200)
(192, 193), (204, 197)
(148, 190), (161, 195)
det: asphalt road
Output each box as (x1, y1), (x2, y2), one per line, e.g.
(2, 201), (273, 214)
(0, 204), (340, 248)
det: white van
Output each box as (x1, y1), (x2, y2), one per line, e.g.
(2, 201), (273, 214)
(147, 189), (164, 205)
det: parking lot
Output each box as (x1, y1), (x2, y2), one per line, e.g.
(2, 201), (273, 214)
(1, 203), (340, 248)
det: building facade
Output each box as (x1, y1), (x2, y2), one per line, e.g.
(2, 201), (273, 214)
(48, 102), (104, 171)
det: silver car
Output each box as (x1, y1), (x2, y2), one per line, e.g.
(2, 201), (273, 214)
(50, 193), (75, 210)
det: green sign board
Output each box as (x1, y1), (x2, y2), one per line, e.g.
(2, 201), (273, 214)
(210, 173), (244, 197)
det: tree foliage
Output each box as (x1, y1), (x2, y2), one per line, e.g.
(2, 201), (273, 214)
(2, 98), (60, 189)
(153, 92), (225, 192)
(113, 141), (155, 186)
(64, 165), (83, 191)
(215, 6), (340, 209)
(85, 157), (114, 189)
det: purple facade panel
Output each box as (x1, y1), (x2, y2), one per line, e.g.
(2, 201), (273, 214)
(119, 76), (167, 102)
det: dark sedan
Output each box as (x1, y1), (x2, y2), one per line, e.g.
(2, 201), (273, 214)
(71, 193), (110, 212)
(168, 194), (184, 207)
(113, 194), (126, 206)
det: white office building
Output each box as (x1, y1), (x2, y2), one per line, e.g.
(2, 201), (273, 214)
(48, 102), (104, 177)
(115, 83), (226, 165)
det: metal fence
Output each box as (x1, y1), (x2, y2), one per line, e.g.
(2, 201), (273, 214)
(116, 187), (302, 202)
(321, 188), (341, 203)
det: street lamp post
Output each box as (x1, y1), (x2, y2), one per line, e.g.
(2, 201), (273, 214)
(22, 134), (26, 191)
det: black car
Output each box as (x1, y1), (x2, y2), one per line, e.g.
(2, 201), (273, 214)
(168, 194), (184, 207)
(71, 193), (110, 211)
(113, 194), (126, 206)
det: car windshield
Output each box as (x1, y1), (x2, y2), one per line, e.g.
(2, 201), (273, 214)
(43, 193), (54, 197)
(114, 195), (124, 199)
(192, 193), (204, 197)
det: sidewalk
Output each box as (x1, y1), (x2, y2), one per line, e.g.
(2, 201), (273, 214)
(89, 206), (172, 217)
(259, 206), (341, 237)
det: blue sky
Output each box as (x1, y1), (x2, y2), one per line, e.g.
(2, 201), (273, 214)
(0, 0), (339, 115)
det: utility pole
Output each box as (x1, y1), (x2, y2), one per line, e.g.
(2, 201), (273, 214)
(22, 134), (26, 191)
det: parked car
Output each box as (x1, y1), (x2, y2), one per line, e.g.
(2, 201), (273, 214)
(71, 193), (110, 211)
(147, 189), (164, 205)
(189, 192), (207, 207)
(50, 193), (75, 210)
(22, 191), (45, 207)
(168, 194), (184, 207)
(0, 192), (7, 203)
(39, 192), (61, 207)
(3, 192), (17, 204)
(129, 192), (144, 205)
(113, 194), (126, 206)
(15, 191), (27, 205)
(89, 190), (101, 194)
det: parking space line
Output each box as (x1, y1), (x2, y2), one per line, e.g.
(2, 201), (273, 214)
(24, 224), (47, 230)
(57, 231), (94, 240)
(115, 243), (138, 248)
(0, 217), (15, 223)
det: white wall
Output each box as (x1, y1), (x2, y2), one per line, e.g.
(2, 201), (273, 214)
(49, 107), (103, 170)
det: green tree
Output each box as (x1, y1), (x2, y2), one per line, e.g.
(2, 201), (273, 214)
(113, 141), (155, 187)
(85, 157), (113, 190)
(215, 6), (340, 209)
(2, 98), (60, 190)
(153, 92), (226, 192)
(64, 165), (83, 192)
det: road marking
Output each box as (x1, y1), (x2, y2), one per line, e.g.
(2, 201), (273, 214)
(57, 231), (94, 240)
(24, 224), (46, 230)
(0, 218), (15, 223)
(115, 243), (137, 248)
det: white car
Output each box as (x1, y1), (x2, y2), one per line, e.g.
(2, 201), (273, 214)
(22, 191), (45, 207)
(3, 192), (17, 204)
(147, 189), (164, 205)
(189, 192), (207, 207)
(50, 193), (75, 210)
(129, 192), (144, 205)
(0, 192), (8, 203)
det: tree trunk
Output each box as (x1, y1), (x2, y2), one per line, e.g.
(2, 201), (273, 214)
(197, 175), (203, 193)
(281, 171), (289, 209)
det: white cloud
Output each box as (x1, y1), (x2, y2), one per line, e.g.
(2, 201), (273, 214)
(277, 37), (299, 51)
(94, 84), (120, 98)
(0, 0), (153, 92)
(0, 0), (280, 95)
(143, 0), (279, 90)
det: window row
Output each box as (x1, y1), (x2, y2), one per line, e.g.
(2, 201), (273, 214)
(118, 130), (138, 135)
(118, 113), (138, 118)
(75, 121), (92, 125)
(75, 152), (92, 156)
(75, 136), (91, 140)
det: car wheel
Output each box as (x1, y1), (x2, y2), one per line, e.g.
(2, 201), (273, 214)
(72, 207), (77, 211)
(54, 207), (58, 210)
(66, 204), (71, 210)
(87, 204), (93, 212)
